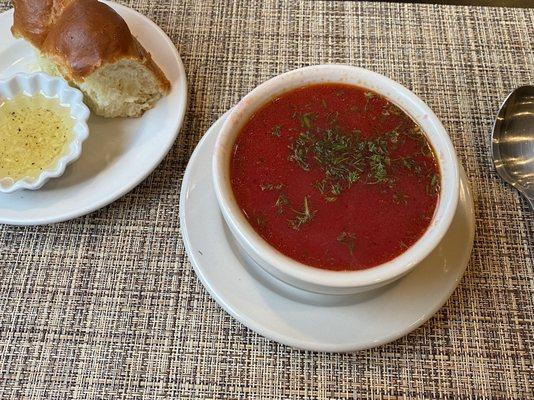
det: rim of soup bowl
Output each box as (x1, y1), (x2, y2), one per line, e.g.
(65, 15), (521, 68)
(213, 64), (459, 290)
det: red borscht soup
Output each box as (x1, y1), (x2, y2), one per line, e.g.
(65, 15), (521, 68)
(230, 84), (440, 271)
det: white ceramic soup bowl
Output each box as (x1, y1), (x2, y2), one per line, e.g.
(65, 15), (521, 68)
(213, 65), (459, 295)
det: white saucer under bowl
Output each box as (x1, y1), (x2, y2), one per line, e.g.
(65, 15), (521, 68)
(0, 2), (187, 225)
(180, 111), (475, 352)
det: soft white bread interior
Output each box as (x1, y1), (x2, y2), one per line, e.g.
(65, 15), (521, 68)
(38, 52), (168, 118)
(12, 0), (170, 118)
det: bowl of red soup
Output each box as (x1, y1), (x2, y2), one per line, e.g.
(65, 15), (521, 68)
(213, 65), (459, 294)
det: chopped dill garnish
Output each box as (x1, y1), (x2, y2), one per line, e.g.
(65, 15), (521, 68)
(311, 128), (365, 200)
(274, 193), (289, 214)
(369, 153), (389, 183)
(364, 91), (375, 110)
(288, 196), (316, 230)
(399, 157), (423, 177)
(366, 137), (391, 183)
(406, 125), (426, 144)
(284, 106), (436, 202)
(426, 173), (440, 196)
(260, 183), (284, 191)
(314, 129), (364, 182)
(329, 111), (340, 126)
(299, 113), (315, 130)
(337, 232), (356, 255)
(388, 104), (402, 115)
(313, 178), (327, 194)
(421, 142), (434, 157)
(288, 132), (312, 171)
(271, 125), (282, 137)
(420, 214), (432, 222)
(331, 183), (342, 196)
(255, 214), (266, 229)
(393, 191), (409, 205)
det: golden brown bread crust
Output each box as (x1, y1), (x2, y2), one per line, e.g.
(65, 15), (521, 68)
(12, 0), (74, 47)
(12, 0), (170, 92)
(41, 0), (137, 77)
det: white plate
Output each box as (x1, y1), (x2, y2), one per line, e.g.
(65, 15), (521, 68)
(0, 2), (187, 225)
(180, 111), (475, 352)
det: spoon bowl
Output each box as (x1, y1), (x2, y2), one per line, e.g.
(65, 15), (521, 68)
(492, 85), (534, 209)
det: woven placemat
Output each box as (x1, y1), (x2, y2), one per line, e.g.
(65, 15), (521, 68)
(0, 0), (532, 398)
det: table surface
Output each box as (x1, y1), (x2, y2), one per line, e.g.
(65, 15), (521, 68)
(0, 0), (533, 399)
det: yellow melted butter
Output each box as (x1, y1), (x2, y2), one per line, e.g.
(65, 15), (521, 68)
(0, 94), (74, 181)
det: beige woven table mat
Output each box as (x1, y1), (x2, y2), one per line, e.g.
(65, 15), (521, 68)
(0, 0), (533, 398)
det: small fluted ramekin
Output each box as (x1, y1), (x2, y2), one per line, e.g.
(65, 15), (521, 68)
(0, 72), (90, 193)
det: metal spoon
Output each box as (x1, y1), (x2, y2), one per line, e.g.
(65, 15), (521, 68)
(491, 86), (534, 210)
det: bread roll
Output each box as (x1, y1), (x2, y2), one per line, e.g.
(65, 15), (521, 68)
(12, 0), (171, 118)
